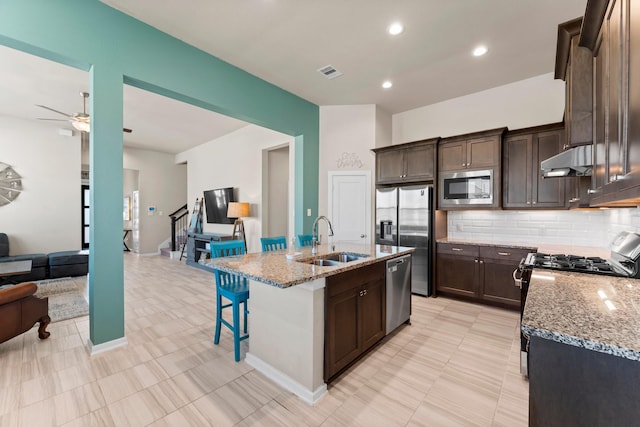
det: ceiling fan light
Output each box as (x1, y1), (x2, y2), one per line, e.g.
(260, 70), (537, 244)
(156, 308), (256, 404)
(72, 120), (90, 133)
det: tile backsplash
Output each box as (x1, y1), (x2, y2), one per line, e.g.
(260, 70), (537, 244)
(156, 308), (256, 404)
(447, 208), (640, 249)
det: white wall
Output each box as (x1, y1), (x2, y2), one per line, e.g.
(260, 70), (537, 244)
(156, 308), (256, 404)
(123, 147), (186, 254)
(392, 73), (565, 144)
(176, 125), (293, 253)
(448, 209), (640, 249)
(0, 116), (81, 254)
(318, 106), (391, 234)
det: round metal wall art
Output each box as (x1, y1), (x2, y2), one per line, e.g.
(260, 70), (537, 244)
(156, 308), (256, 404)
(0, 162), (22, 206)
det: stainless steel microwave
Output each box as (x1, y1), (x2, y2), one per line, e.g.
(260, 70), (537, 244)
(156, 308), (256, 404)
(440, 169), (493, 205)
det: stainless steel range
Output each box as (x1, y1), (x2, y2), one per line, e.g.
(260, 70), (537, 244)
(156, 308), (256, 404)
(514, 231), (640, 376)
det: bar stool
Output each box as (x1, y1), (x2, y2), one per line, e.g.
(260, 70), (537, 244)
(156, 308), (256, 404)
(210, 240), (249, 362)
(260, 236), (287, 252)
(297, 234), (314, 247)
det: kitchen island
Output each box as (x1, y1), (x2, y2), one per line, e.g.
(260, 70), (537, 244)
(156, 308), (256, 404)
(207, 242), (414, 404)
(522, 269), (640, 426)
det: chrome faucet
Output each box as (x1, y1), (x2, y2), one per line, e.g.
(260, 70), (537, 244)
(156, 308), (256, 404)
(311, 215), (334, 254)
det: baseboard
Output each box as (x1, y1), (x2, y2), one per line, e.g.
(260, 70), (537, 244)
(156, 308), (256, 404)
(245, 352), (327, 405)
(86, 337), (128, 356)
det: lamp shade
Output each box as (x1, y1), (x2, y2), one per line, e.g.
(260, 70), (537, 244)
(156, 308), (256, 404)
(227, 202), (250, 218)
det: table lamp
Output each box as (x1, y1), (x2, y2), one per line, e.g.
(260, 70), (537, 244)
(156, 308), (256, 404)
(227, 202), (250, 251)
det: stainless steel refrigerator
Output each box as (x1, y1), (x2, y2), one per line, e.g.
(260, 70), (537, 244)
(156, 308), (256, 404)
(375, 185), (432, 296)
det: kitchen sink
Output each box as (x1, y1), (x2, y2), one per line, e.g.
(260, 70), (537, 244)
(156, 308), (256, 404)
(322, 252), (369, 263)
(297, 252), (369, 267)
(304, 259), (342, 267)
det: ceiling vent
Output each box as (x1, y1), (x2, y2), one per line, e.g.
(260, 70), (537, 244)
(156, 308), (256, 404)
(317, 65), (343, 80)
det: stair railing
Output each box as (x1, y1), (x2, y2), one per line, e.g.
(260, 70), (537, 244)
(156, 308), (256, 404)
(169, 203), (189, 251)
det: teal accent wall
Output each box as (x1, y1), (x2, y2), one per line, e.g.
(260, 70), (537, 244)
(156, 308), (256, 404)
(0, 0), (319, 345)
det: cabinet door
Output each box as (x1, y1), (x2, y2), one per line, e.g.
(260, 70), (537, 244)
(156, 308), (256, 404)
(608, 0), (624, 180)
(480, 260), (521, 308)
(503, 134), (533, 208)
(360, 277), (385, 352)
(532, 130), (568, 208)
(628, 0), (640, 177)
(405, 143), (436, 181)
(436, 254), (478, 298)
(594, 32), (608, 192)
(440, 141), (466, 171)
(467, 136), (500, 169)
(325, 287), (360, 380)
(376, 149), (405, 183)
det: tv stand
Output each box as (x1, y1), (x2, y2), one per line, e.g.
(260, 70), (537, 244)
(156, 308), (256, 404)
(186, 232), (233, 270)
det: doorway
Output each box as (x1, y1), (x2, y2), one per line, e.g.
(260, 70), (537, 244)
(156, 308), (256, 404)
(262, 145), (290, 239)
(328, 171), (371, 244)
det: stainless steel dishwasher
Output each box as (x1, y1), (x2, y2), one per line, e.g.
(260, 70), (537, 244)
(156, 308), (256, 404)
(386, 254), (412, 335)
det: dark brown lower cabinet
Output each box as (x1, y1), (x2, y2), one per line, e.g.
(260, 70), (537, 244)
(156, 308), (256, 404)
(529, 336), (640, 426)
(324, 261), (385, 382)
(435, 253), (478, 298)
(436, 242), (534, 309)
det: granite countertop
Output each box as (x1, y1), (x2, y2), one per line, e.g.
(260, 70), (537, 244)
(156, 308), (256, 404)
(206, 243), (414, 288)
(436, 237), (537, 250)
(437, 238), (610, 258)
(522, 269), (640, 361)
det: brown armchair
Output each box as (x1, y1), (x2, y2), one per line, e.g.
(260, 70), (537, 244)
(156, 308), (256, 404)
(0, 282), (50, 344)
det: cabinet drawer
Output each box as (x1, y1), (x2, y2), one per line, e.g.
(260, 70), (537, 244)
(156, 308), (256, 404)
(479, 246), (534, 262)
(326, 262), (384, 298)
(437, 243), (479, 257)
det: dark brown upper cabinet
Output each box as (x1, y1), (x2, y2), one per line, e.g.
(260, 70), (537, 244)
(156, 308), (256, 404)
(580, 0), (640, 206)
(373, 138), (438, 185)
(503, 124), (569, 209)
(555, 17), (593, 149)
(437, 128), (505, 210)
(439, 132), (503, 172)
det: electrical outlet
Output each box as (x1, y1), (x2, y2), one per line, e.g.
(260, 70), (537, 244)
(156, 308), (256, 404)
(307, 209), (312, 216)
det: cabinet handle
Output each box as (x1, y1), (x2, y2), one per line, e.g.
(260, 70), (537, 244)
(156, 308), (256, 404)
(563, 144), (569, 150)
(526, 201), (531, 204)
(587, 189), (599, 194)
(474, 259), (478, 263)
(569, 198), (580, 203)
(363, 289), (367, 296)
(479, 260), (484, 264)
(461, 163), (466, 167)
(513, 268), (522, 288)
(360, 234), (366, 238)
(359, 290), (364, 297)
(610, 175), (625, 182)
(497, 252), (511, 256)
(532, 201), (536, 205)
(451, 248), (463, 251)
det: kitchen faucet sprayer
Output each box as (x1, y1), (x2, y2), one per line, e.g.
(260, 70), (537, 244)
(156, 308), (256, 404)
(311, 216), (334, 254)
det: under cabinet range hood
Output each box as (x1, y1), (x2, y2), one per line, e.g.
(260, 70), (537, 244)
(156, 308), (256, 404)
(540, 145), (593, 177)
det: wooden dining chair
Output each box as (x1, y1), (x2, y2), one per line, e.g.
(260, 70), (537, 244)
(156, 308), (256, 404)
(260, 236), (287, 252)
(210, 240), (249, 362)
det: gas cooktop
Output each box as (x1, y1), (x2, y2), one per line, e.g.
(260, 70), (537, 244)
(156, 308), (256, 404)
(526, 253), (628, 277)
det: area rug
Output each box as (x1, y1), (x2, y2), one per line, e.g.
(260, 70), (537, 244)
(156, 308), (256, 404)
(34, 276), (89, 322)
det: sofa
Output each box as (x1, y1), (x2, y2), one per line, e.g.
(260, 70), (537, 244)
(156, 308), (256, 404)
(0, 233), (47, 284)
(0, 282), (50, 344)
(0, 233), (88, 285)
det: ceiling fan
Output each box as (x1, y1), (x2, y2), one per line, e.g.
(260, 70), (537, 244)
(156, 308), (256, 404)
(37, 92), (132, 133)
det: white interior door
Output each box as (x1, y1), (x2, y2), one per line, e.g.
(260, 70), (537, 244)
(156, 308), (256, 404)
(328, 171), (371, 244)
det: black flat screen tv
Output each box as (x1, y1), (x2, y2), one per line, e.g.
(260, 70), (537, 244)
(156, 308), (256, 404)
(203, 187), (235, 224)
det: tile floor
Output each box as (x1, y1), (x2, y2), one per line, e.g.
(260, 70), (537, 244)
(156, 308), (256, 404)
(0, 254), (529, 426)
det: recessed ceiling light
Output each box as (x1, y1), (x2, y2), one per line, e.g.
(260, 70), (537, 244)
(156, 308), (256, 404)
(388, 23), (404, 36)
(382, 81), (393, 89)
(473, 45), (488, 57)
